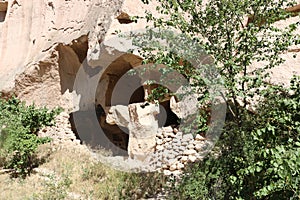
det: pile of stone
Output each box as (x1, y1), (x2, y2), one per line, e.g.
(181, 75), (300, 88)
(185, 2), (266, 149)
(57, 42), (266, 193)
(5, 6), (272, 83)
(37, 108), (208, 176)
(106, 102), (212, 175)
(149, 126), (207, 176)
(38, 112), (81, 146)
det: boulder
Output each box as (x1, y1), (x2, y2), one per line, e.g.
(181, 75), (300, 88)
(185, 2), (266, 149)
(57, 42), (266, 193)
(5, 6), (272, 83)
(106, 105), (130, 127)
(127, 103), (160, 161)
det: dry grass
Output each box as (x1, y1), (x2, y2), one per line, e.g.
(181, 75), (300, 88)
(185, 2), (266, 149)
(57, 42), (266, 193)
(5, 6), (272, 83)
(0, 141), (167, 200)
(0, 172), (45, 200)
(0, 142), (124, 200)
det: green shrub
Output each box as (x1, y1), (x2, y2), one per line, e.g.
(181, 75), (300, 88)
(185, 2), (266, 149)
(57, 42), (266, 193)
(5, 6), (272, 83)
(0, 96), (61, 177)
(172, 76), (300, 199)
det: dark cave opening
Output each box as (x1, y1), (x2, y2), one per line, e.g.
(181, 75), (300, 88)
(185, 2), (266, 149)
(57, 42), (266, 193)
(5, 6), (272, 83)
(157, 100), (180, 128)
(69, 106), (129, 156)
(0, 1), (8, 23)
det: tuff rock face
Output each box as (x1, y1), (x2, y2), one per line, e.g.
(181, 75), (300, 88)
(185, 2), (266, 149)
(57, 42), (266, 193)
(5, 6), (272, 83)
(0, 0), (299, 109)
(0, 0), (120, 109)
(0, 0), (158, 111)
(0, 0), (300, 173)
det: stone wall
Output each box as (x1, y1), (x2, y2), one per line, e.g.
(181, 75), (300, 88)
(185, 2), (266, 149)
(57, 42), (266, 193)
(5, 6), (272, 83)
(151, 126), (208, 175)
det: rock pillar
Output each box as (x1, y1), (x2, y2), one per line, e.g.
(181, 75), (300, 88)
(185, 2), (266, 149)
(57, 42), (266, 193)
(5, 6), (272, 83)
(127, 103), (159, 161)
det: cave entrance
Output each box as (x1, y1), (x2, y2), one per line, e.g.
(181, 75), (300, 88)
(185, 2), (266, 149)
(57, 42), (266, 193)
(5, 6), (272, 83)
(95, 54), (145, 154)
(96, 53), (145, 108)
(143, 83), (180, 127)
(157, 99), (180, 127)
(57, 35), (89, 94)
(94, 57), (181, 154)
(0, 1), (8, 23)
(63, 45), (179, 154)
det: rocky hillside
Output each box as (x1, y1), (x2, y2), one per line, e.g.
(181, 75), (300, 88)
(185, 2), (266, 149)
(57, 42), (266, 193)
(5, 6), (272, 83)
(0, 0), (299, 174)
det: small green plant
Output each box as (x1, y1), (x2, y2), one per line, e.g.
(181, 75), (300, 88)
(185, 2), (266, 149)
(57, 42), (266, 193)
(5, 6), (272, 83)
(34, 172), (72, 200)
(146, 85), (171, 103)
(0, 96), (61, 177)
(81, 163), (107, 183)
(117, 172), (167, 200)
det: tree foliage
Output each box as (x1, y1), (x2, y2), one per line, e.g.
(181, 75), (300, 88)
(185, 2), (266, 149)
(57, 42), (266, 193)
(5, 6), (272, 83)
(173, 76), (300, 199)
(140, 0), (299, 122)
(137, 0), (300, 199)
(0, 96), (61, 177)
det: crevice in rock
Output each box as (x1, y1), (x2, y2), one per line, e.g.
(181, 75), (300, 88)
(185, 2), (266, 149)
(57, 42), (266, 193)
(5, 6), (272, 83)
(11, 0), (20, 7)
(158, 99), (180, 128)
(0, 1), (8, 22)
(143, 83), (180, 127)
(47, 2), (54, 10)
(95, 53), (144, 108)
(57, 35), (88, 94)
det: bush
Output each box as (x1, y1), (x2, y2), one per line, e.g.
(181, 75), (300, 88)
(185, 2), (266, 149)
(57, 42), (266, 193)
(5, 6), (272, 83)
(172, 76), (300, 199)
(0, 96), (61, 177)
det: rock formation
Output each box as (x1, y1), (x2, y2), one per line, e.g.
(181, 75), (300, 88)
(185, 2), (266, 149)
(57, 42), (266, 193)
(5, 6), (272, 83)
(127, 103), (159, 161)
(0, 0), (299, 173)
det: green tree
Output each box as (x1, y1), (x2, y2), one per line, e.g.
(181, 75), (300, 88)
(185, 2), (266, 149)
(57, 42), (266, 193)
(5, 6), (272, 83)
(134, 0), (300, 199)
(139, 0), (299, 123)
